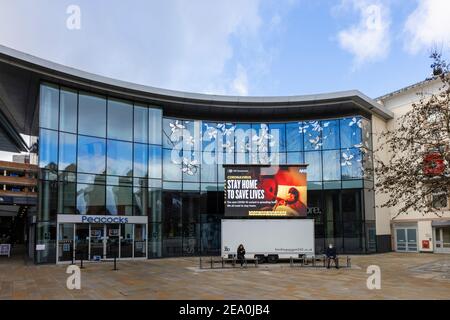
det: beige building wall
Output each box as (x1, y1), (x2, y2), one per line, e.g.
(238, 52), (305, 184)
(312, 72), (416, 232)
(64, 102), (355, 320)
(375, 78), (450, 253)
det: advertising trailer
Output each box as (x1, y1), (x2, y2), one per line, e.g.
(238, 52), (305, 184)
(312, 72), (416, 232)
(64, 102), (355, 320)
(221, 219), (315, 261)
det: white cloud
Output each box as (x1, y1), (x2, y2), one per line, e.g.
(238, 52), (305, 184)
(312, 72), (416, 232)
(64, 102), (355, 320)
(337, 0), (391, 68)
(404, 0), (450, 54)
(231, 64), (249, 96)
(0, 1), (263, 95)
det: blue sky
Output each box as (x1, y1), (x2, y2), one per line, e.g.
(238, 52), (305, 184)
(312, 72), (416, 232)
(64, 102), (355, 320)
(1, 0), (450, 98)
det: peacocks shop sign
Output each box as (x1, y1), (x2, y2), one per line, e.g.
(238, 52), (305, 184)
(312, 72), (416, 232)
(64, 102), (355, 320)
(57, 214), (147, 224)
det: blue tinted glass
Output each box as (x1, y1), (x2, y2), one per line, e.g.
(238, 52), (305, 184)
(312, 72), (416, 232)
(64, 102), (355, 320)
(149, 108), (162, 145)
(201, 151), (217, 183)
(78, 93), (106, 137)
(106, 186), (133, 216)
(107, 140), (132, 176)
(304, 121), (322, 151)
(234, 123), (252, 154)
(286, 122), (303, 152)
(134, 143), (148, 177)
(107, 99), (133, 141)
(39, 129), (58, 169)
(322, 150), (341, 181)
(183, 120), (201, 151)
(287, 152), (304, 164)
(77, 135), (106, 174)
(40, 84), (59, 130)
(59, 132), (77, 171)
(134, 105), (148, 143)
(202, 122), (218, 151)
(341, 148), (363, 179)
(77, 183), (105, 215)
(305, 151), (322, 181)
(340, 117), (362, 149)
(149, 145), (162, 179)
(59, 88), (77, 133)
(182, 150), (200, 182)
(163, 118), (183, 149)
(269, 123), (286, 153)
(322, 120), (340, 150)
(163, 148), (182, 181)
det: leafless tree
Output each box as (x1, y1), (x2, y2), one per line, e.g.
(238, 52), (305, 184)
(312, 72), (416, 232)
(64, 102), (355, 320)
(373, 52), (450, 218)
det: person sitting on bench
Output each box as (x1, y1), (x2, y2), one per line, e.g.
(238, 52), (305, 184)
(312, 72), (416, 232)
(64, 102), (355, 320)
(326, 243), (339, 269)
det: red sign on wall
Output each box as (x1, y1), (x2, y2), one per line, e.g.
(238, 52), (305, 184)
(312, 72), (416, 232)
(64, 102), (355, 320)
(422, 240), (430, 249)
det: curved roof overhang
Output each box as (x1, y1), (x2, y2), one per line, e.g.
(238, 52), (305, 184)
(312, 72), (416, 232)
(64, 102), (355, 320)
(0, 44), (393, 145)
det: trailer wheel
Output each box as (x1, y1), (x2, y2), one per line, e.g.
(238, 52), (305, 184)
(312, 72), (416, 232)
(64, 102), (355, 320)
(267, 254), (279, 263)
(255, 255), (265, 264)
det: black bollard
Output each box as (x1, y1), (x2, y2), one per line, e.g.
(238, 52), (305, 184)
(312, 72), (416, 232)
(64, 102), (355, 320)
(71, 245), (75, 265)
(80, 256), (84, 269)
(113, 250), (118, 271)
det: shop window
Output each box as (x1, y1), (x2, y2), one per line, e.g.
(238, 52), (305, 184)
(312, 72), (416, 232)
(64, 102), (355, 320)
(77, 135), (106, 175)
(40, 83), (59, 130)
(134, 104), (148, 144)
(107, 98), (133, 141)
(60, 88), (77, 133)
(78, 92), (106, 137)
(107, 140), (132, 176)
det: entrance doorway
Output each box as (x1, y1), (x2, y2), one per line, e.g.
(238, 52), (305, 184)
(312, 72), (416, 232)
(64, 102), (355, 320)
(395, 227), (418, 252)
(434, 227), (450, 253)
(57, 223), (147, 263)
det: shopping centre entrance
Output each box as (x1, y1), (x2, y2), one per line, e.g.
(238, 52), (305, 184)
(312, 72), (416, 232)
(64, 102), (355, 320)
(56, 215), (147, 263)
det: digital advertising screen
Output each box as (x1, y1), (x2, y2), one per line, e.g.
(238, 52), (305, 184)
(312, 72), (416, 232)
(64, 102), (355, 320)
(224, 165), (307, 217)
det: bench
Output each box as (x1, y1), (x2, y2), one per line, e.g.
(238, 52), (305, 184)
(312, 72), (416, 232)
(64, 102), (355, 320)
(290, 255), (351, 268)
(199, 256), (259, 269)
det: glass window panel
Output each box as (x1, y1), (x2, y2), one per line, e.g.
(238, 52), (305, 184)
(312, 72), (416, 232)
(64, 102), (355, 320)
(340, 117), (362, 149)
(134, 143), (148, 177)
(133, 186), (147, 216)
(77, 135), (106, 175)
(163, 148), (182, 181)
(58, 181), (77, 214)
(107, 140), (132, 176)
(202, 122), (218, 151)
(201, 151), (217, 183)
(39, 129), (58, 170)
(107, 99), (133, 141)
(149, 145), (162, 179)
(106, 175), (132, 186)
(217, 123), (235, 155)
(269, 123), (286, 153)
(40, 83), (59, 130)
(149, 108), (162, 145)
(148, 223), (162, 258)
(76, 183), (106, 215)
(163, 191), (182, 256)
(163, 118), (183, 150)
(78, 93), (106, 137)
(304, 121), (322, 151)
(59, 88), (77, 133)
(134, 224), (147, 257)
(341, 148), (363, 179)
(183, 120), (201, 151)
(134, 104), (148, 143)
(286, 122), (303, 152)
(361, 118), (372, 150)
(323, 150), (341, 181)
(322, 120), (340, 150)
(38, 180), (58, 221)
(58, 132), (77, 172)
(182, 150), (200, 182)
(234, 123), (252, 154)
(149, 188), (162, 222)
(120, 224), (134, 258)
(106, 185), (133, 216)
(287, 152), (304, 164)
(305, 151), (322, 181)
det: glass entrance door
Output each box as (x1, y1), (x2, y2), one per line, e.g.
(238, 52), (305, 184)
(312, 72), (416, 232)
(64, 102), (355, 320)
(106, 224), (120, 259)
(90, 224), (105, 260)
(435, 227), (450, 253)
(75, 224), (89, 260)
(395, 227), (417, 252)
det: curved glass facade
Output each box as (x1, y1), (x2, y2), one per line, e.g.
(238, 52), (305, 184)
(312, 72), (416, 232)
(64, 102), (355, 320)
(37, 82), (375, 263)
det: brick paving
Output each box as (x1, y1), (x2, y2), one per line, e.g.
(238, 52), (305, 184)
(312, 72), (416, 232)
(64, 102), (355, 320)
(1, 250), (450, 299)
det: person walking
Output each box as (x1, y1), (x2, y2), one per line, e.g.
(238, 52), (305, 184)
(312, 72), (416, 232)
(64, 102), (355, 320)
(237, 244), (246, 268)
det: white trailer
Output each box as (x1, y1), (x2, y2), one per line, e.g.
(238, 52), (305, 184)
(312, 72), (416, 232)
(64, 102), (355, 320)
(221, 219), (314, 262)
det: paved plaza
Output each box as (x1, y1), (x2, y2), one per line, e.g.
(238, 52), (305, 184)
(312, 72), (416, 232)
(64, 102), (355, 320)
(1, 249), (450, 299)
